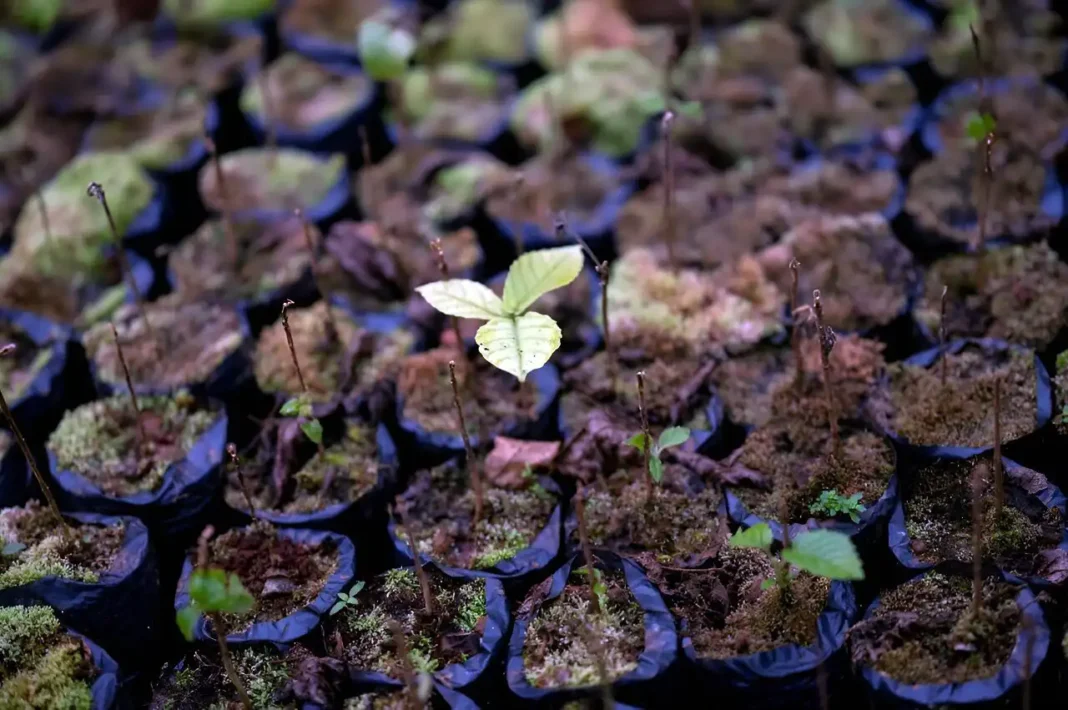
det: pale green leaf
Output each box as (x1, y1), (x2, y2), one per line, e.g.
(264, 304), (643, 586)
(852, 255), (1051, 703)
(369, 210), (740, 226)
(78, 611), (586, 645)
(358, 19), (415, 81)
(301, 419), (324, 445)
(501, 245), (584, 315)
(782, 529), (864, 581)
(760, 578), (776, 590)
(729, 523), (772, 551)
(416, 279), (504, 320)
(280, 397), (302, 416)
(625, 432), (649, 451)
(329, 601), (346, 616)
(176, 606), (201, 642)
(657, 426), (690, 451)
(475, 312), (561, 382)
(649, 455), (663, 484)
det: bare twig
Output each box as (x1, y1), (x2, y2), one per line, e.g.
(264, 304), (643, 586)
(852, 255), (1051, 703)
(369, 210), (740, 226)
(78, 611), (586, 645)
(573, 489), (601, 614)
(661, 111), (677, 270)
(939, 285), (948, 388)
(449, 360), (483, 525)
(993, 377), (1003, 519)
(110, 322), (147, 448)
(812, 290), (839, 457)
(790, 259), (802, 390)
(280, 300), (308, 394)
(971, 461), (984, 619)
(969, 25), (996, 255)
(393, 503), (434, 614)
(556, 215), (612, 363)
(204, 136), (239, 268)
(431, 239), (468, 361)
(636, 370), (653, 498)
(0, 345), (67, 530)
(227, 443), (257, 521)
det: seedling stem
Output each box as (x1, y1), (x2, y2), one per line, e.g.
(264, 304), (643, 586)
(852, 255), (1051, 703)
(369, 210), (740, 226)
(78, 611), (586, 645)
(812, 290), (839, 457)
(280, 300), (308, 394)
(970, 462), (984, 619)
(0, 344), (67, 530)
(557, 216), (613, 366)
(969, 25), (995, 255)
(449, 360), (484, 526)
(294, 209), (340, 346)
(790, 259), (802, 391)
(661, 111), (677, 270)
(573, 489), (601, 615)
(110, 322), (147, 448)
(939, 285), (948, 387)
(393, 503), (435, 614)
(636, 371), (653, 498)
(196, 526), (252, 710)
(227, 443), (257, 521)
(204, 136), (239, 267)
(386, 619), (421, 710)
(431, 239), (468, 362)
(993, 377), (1003, 519)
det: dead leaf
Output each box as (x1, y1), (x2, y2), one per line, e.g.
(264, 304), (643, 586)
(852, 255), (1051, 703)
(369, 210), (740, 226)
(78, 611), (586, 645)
(485, 437), (561, 489)
(1034, 548), (1068, 585)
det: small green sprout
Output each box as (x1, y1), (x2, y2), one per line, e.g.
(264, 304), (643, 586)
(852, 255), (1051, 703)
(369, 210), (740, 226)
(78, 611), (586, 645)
(280, 394), (323, 446)
(729, 523), (864, 590)
(176, 568), (255, 642)
(329, 581), (366, 616)
(574, 567), (609, 614)
(625, 426), (690, 484)
(1, 539), (25, 557)
(965, 111), (997, 142)
(417, 245), (585, 381)
(1056, 350), (1068, 375)
(809, 489), (866, 523)
(358, 9), (416, 81)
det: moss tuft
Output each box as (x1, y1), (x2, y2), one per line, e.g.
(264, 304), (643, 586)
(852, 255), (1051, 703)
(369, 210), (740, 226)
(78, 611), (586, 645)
(0, 606), (96, 710)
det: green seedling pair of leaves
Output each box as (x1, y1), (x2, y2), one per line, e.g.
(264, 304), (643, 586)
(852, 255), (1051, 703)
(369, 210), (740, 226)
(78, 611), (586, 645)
(809, 489), (866, 524)
(176, 568), (255, 642)
(625, 426), (690, 484)
(417, 245), (585, 381)
(280, 394), (323, 446)
(966, 111), (997, 142)
(358, 9), (416, 81)
(329, 581), (366, 616)
(574, 566), (609, 613)
(730, 523), (864, 589)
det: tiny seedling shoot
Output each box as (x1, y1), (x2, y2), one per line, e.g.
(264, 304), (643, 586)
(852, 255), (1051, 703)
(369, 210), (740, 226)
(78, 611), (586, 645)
(295, 208), (340, 346)
(0, 344), (67, 530)
(329, 580), (366, 616)
(449, 359), (484, 526)
(429, 238), (467, 361)
(278, 300), (325, 455)
(177, 525), (255, 710)
(967, 25), (997, 255)
(790, 258), (803, 390)
(729, 522), (864, 597)
(417, 244), (585, 381)
(661, 110), (677, 270)
(624, 417), (690, 494)
(110, 321), (147, 448)
(809, 489), (866, 524)
(810, 290), (839, 456)
(227, 443), (257, 521)
(393, 502), (435, 615)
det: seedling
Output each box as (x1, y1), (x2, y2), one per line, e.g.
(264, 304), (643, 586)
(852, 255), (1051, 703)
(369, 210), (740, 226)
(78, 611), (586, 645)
(812, 290), (839, 456)
(0, 344), (66, 530)
(993, 377), (1003, 519)
(204, 135), (238, 267)
(809, 490), (866, 524)
(177, 526), (255, 710)
(227, 443), (257, 521)
(417, 245), (585, 381)
(968, 25), (997, 254)
(555, 215), (612, 365)
(573, 489), (604, 615)
(393, 502), (435, 615)
(357, 11), (416, 82)
(661, 110), (677, 270)
(790, 259), (803, 391)
(110, 322), (147, 448)
(294, 208), (340, 346)
(278, 300), (325, 454)
(429, 238), (467, 361)
(729, 523), (865, 595)
(86, 181), (157, 346)
(449, 360), (484, 526)
(939, 285), (949, 387)
(624, 424), (691, 487)
(328, 581), (366, 616)
(970, 461), (985, 618)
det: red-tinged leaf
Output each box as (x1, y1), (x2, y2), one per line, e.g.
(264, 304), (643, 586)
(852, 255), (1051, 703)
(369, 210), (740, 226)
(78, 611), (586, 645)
(485, 437), (561, 488)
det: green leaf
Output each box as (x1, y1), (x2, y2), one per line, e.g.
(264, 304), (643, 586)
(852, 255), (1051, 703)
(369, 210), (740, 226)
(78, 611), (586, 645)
(416, 279), (505, 320)
(760, 578), (776, 590)
(475, 312), (562, 382)
(176, 605), (201, 642)
(189, 568), (255, 614)
(2, 541), (26, 556)
(782, 529), (865, 581)
(729, 523), (773, 551)
(657, 426), (690, 451)
(301, 419), (324, 445)
(501, 245), (584, 315)
(965, 111), (996, 141)
(350, 581), (366, 596)
(1056, 350), (1068, 374)
(625, 432), (650, 451)
(593, 580), (607, 597)
(337, 593), (350, 602)
(280, 397), (302, 417)
(329, 601), (346, 616)
(648, 455), (663, 484)
(358, 19), (415, 81)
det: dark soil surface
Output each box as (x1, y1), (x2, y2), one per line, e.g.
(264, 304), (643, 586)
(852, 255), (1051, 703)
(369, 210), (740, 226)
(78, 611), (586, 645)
(916, 242), (1068, 350)
(485, 155), (616, 228)
(248, 54), (370, 132)
(208, 522), (338, 632)
(880, 343), (1037, 448)
(85, 295), (244, 391)
(848, 573), (1021, 685)
(902, 454), (1064, 577)
(49, 392), (217, 496)
(520, 565), (645, 689)
(398, 347), (538, 439)
(646, 547), (829, 658)
(333, 566), (486, 676)
(397, 463), (555, 571)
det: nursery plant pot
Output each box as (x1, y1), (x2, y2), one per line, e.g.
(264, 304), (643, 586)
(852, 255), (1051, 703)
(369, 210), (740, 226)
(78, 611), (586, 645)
(0, 308), (71, 439)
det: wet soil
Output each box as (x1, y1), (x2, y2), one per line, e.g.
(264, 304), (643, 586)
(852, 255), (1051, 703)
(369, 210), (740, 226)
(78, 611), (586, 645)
(881, 343), (1037, 448)
(848, 572), (1021, 685)
(246, 54), (370, 131)
(902, 454), (1063, 577)
(49, 392), (217, 496)
(397, 463), (555, 571)
(520, 565), (645, 689)
(646, 546), (829, 658)
(759, 213), (917, 333)
(334, 567), (486, 677)
(85, 295), (245, 391)
(485, 155), (616, 230)
(916, 242), (1068, 351)
(208, 522), (338, 631)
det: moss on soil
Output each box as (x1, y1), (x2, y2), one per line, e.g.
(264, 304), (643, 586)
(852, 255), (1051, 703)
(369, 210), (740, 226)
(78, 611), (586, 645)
(338, 567), (486, 676)
(902, 455), (1063, 575)
(849, 572), (1021, 685)
(400, 464), (555, 571)
(84, 295), (245, 391)
(0, 502), (124, 590)
(83, 91), (208, 170)
(0, 605), (96, 710)
(49, 391), (217, 496)
(150, 646), (294, 710)
(803, 0), (932, 67)
(884, 343), (1037, 448)
(916, 242), (1068, 350)
(198, 148), (346, 214)
(242, 53), (369, 131)
(206, 521), (338, 632)
(398, 347), (538, 438)
(522, 566), (645, 689)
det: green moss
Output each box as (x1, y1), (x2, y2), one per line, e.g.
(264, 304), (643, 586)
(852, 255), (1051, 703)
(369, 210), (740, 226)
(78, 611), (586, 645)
(164, 0), (274, 27)
(472, 525), (528, 569)
(12, 153), (154, 281)
(382, 569), (419, 599)
(0, 605), (61, 666)
(48, 392), (216, 496)
(456, 582), (486, 633)
(0, 557), (97, 591)
(432, 0), (532, 64)
(0, 606), (95, 710)
(4, 0), (62, 33)
(199, 149), (345, 214)
(232, 648), (290, 709)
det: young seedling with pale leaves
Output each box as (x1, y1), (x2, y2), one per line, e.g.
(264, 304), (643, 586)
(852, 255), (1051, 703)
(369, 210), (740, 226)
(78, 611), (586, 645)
(329, 581), (366, 616)
(625, 426), (691, 486)
(416, 245), (585, 381)
(809, 489), (866, 524)
(729, 523), (864, 592)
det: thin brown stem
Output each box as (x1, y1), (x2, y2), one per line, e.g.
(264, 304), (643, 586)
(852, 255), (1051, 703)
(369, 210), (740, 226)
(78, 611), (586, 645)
(939, 285), (948, 388)
(294, 208), (340, 346)
(431, 239), (467, 360)
(393, 504), (434, 615)
(993, 376), (1003, 519)
(449, 360), (483, 526)
(969, 24), (995, 256)
(86, 182), (158, 347)
(386, 620), (421, 710)
(790, 259), (802, 391)
(280, 299), (308, 394)
(573, 489), (600, 615)
(257, 62), (278, 159)
(971, 462), (984, 619)
(110, 322), (147, 448)
(227, 443), (257, 521)
(682, 0), (701, 51)
(1022, 608), (1034, 710)
(0, 345), (66, 530)
(196, 526), (252, 710)
(578, 620), (614, 710)
(204, 136), (238, 268)
(661, 111), (676, 270)
(636, 370), (653, 498)
(812, 290), (839, 457)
